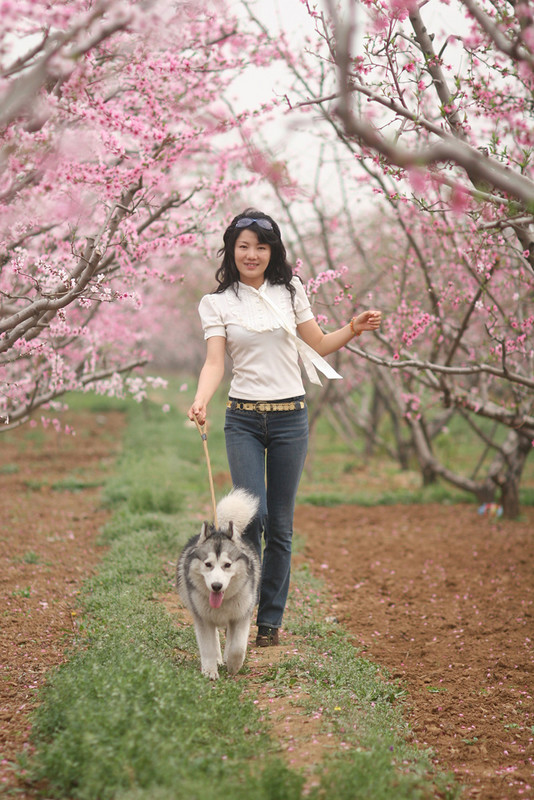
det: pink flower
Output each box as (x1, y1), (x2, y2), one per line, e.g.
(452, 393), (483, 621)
(450, 185), (471, 214)
(407, 168), (427, 193)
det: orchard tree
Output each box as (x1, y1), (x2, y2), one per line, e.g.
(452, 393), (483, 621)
(243, 0), (533, 517)
(0, 0), (279, 430)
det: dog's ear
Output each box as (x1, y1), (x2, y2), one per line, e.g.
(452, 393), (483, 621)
(227, 521), (236, 540)
(198, 522), (210, 544)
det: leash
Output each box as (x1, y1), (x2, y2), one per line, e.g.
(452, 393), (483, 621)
(193, 417), (218, 527)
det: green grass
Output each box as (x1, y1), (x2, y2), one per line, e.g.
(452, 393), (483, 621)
(22, 551), (40, 564)
(301, 392), (533, 510)
(0, 462), (19, 475)
(52, 476), (105, 492)
(300, 485), (474, 507)
(25, 392), (305, 800)
(30, 643), (286, 800)
(20, 381), (460, 799)
(60, 390), (131, 414)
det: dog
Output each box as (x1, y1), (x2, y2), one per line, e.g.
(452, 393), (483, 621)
(176, 488), (260, 679)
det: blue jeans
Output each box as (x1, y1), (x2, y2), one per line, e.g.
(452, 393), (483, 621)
(224, 398), (309, 629)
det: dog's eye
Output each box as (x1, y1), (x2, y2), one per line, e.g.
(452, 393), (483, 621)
(204, 561), (212, 569)
(223, 562), (232, 569)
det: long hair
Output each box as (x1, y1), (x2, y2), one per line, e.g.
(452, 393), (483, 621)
(214, 208), (296, 302)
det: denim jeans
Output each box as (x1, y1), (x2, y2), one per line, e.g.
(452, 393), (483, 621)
(224, 398), (309, 629)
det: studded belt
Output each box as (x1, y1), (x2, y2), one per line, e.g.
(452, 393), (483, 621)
(226, 399), (306, 412)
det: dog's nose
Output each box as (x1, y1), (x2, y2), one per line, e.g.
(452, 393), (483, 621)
(211, 582), (223, 592)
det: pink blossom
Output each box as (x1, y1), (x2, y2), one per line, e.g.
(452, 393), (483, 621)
(450, 185), (471, 214)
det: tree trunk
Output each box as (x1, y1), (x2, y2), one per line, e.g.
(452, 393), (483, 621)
(374, 374), (413, 469)
(365, 384), (384, 458)
(489, 431), (532, 519)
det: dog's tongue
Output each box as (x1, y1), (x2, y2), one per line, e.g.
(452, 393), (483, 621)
(209, 591), (224, 609)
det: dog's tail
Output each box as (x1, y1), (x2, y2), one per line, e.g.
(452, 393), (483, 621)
(216, 488), (259, 537)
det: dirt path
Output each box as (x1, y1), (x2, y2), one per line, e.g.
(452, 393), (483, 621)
(1, 412), (533, 799)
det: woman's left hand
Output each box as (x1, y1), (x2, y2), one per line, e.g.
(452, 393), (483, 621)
(352, 310), (382, 335)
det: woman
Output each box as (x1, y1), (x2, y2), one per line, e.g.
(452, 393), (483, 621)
(188, 209), (381, 647)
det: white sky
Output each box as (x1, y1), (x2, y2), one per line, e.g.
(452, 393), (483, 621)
(227, 0), (321, 112)
(225, 0), (332, 208)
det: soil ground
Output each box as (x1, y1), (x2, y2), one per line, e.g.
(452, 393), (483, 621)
(294, 503), (534, 799)
(1, 411), (533, 799)
(0, 411), (127, 796)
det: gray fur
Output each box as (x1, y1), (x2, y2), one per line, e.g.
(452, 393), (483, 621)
(176, 488), (260, 679)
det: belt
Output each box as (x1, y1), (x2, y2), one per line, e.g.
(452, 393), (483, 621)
(226, 400), (306, 412)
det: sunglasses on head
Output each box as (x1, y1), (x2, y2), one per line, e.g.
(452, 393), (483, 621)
(235, 217), (273, 230)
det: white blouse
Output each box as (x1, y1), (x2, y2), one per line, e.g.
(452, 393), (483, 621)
(198, 278), (314, 400)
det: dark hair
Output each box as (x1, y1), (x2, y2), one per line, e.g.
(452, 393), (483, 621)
(214, 208), (295, 301)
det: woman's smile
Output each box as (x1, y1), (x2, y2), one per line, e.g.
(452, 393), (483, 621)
(234, 229), (271, 288)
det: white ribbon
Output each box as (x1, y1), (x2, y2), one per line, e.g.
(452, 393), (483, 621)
(257, 284), (343, 386)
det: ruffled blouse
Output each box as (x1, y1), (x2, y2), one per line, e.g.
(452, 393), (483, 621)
(198, 278), (314, 400)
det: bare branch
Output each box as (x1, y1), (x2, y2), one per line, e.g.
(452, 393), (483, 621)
(346, 340), (534, 391)
(459, 0), (534, 68)
(0, 358), (147, 430)
(318, 2), (534, 209)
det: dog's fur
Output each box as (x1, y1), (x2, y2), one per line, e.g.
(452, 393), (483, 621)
(176, 488), (260, 679)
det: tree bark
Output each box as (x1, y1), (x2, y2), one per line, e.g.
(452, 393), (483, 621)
(489, 431), (532, 519)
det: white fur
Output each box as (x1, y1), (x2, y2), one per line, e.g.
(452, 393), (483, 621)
(176, 488), (261, 679)
(215, 488), (259, 535)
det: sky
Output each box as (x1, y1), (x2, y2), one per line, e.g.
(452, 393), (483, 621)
(227, 0), (320, 113)
(224, 0), (332, 208)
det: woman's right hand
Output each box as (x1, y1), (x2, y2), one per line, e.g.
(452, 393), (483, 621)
(188, 401), (207, 426)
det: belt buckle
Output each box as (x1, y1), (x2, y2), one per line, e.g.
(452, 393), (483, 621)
(244, 400), (303, 412)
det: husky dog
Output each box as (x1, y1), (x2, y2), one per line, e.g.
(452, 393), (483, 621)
(176, 488), (260, 679)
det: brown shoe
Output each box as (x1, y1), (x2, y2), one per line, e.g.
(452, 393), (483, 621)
(255, 626), (279, 647)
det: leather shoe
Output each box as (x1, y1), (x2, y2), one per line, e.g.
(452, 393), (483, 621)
(255, 626), (279, 647)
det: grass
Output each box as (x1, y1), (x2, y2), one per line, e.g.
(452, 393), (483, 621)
(18, 378), (466, 799)
(25, 392), (304, 800)
(29, 643), (283, 800)
(299, 485), (474, 507)
(300, 382), (534, 511)
(52, 476), (105, 492)
(0, 463), (19, 475)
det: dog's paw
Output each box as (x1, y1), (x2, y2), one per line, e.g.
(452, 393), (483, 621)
(200, 659), (219, 681)
(225, 651), (245, 676)
(201, 664), (219, 680)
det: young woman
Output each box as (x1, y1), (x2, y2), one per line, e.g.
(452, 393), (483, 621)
(188, 209), (381, 647)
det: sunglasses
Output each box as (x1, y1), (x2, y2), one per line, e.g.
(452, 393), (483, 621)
(235, 217), (273, 230)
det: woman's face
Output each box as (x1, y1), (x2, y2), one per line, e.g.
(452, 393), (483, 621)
(234, 229), (271, 288)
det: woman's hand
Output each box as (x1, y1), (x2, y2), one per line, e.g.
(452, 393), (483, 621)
(298, 309), (383, 356)
(352, 310), (382, 335)
(188, 401), (207, 426)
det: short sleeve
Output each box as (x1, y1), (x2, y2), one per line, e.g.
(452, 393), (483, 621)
(292, 277), (314, 325)
(198, 294), (226, 340)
